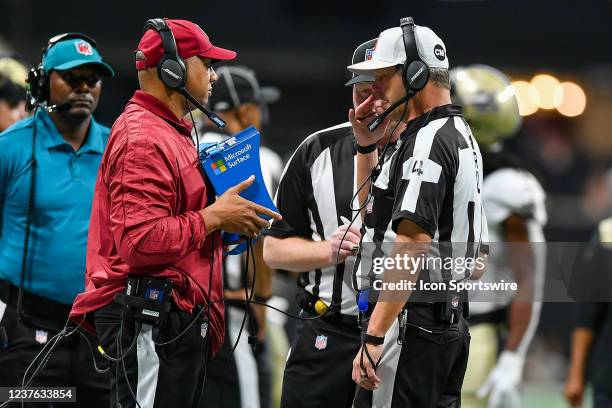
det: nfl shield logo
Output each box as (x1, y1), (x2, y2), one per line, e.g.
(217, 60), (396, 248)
(75, 41), (93, 56)
(366, 202), (373, 214)
(365, 47), (375, 61)
(314, 334), (327, 350)
(451, 295), (460, 309)
(201, 322), (208, 339)
(148, 289), (160, 301)
(35, 329), (48, 344)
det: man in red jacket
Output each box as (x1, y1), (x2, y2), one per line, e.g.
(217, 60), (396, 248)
(69, 19), (280, 408)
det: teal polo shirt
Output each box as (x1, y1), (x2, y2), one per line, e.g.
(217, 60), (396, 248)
(0, 110), (109, 305)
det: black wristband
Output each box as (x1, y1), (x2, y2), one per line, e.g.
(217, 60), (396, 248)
(361, 332), (385, 345)
(356, 143), (377, 154)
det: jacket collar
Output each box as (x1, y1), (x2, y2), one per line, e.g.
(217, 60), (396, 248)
(129, 90), (194, 137)
(401, 104), (463, 141)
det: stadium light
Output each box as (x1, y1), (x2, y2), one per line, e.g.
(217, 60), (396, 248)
(511, 81), (540, 116)
(530, 74), (560, 110)
(554, 81), (586, 117)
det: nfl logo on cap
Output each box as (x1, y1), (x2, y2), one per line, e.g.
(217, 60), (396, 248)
(365, 47), (375, 61)
(75, 40), (93, 56)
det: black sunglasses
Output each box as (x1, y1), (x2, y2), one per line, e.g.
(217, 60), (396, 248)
(56, 70), (102, 88)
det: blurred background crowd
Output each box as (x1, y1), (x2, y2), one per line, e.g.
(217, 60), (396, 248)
(1, 1), (611, 406)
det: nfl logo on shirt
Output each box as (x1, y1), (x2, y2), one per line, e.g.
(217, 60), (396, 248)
(201, 322), (208, 339)
(75, 40), (93, 56)
(35, 329), (48, 344)
(314, 334), (327, 350)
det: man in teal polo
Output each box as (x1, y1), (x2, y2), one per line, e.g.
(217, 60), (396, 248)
(0, 33), (113, 407)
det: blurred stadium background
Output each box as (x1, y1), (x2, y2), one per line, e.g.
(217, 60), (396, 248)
(2, 1), (611, 406)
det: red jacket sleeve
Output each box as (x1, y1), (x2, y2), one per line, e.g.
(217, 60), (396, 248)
(107, 123), (207, 268)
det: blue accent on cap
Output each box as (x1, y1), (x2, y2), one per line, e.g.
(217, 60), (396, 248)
(42, 38), (114, 77)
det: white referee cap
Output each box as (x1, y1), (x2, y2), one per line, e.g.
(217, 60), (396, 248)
(347, 24), (449, 74)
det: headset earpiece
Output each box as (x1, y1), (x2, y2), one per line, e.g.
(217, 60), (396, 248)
(400, 17), (429, 93)
(158, 58), (186, 89)
(404, 60), (429, 92)
(144, 18), (187, 90)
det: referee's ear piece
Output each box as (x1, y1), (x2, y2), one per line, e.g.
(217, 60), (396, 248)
(404, 60), (429, 92)
(400, 16), (429, 93)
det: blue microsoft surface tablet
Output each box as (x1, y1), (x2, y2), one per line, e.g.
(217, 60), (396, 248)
(199, 126), (278, 255)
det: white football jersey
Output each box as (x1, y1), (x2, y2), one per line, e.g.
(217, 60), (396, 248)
(470, 167), (547, 315)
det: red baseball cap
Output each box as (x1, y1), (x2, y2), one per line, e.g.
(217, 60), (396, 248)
(135, 19), (236, 70)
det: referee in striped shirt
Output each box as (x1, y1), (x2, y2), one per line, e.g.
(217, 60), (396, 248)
(264, 39), (405, 408)
(348, 20), (489, 407)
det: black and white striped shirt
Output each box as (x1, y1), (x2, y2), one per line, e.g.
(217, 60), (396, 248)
(354, 104), (488, 300)
(268, 122), (361, 316)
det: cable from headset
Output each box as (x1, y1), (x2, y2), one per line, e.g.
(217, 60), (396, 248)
(117, 319), (142, 408)
(21, 319), (82, 389)
(337, 99), (410, 268)
(96, 318), (142, 408)
(230, 239), (256, 353)
(16, 106), (40, 325)
(1, 319), (83, 408)
(75, 329), (110, 374)
(97, 319), (141, 363)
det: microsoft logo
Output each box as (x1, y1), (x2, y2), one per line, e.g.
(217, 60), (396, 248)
(211, 159), (227, 175)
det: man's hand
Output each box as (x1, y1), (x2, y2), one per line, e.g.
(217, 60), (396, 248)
(564, 372), (586, 408)
(200, 175), (282, 238)
(349, 95), (395, 148)
(352, 342), (383, 390)
(477, 350), (524, 408)
(329, 223), (361, 264)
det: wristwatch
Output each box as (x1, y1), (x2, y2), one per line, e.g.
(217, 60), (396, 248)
(361, 332), (385, 345)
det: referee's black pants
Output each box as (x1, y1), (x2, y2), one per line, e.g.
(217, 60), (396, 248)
(280, 311), (361, 408)
(93, 303), (208, 408)
(0, 283), (109, 408)
(354, 303), (470, 408)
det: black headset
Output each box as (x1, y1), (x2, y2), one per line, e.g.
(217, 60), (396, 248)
(142, 18), (226, 128)
(367, 17), (430, 132)
(143, 18), (187, 90)
(400, 17), (429, 93)
(26, 32), (97, 110)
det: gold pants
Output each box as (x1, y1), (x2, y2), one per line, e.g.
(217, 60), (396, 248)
(461, 323), (499, 408)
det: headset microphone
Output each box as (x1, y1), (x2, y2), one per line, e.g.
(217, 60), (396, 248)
(46, 101), (73, 113)
(179, 87), (226, 128)
(367, 90), (414, 132)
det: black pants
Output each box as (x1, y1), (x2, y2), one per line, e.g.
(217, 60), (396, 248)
(354, 304), (470, 408)
(594, 388), (612, 408)
(94, 303), (208, 408)
(280, 312), (361, 408)
(200, 305), (270, 408)
(0, 299), (109, 408)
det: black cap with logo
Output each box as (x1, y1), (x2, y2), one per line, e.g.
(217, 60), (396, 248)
(345, 38), (377, 86)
